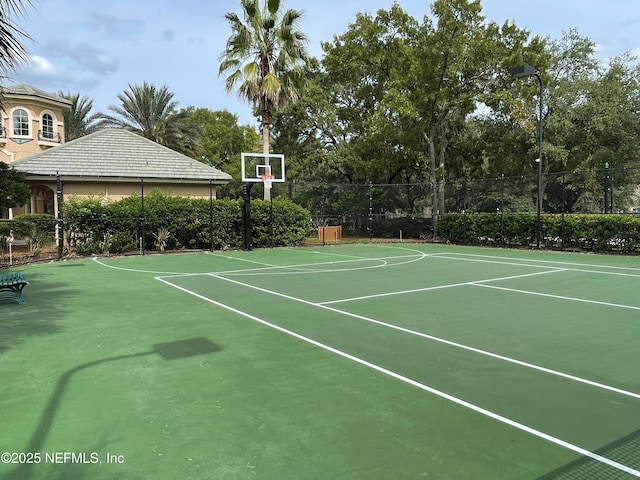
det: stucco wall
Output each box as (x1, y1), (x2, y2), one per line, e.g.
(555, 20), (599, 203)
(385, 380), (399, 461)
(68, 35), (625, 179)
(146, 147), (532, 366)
(1, 98), (67, 163)
(63, 182), (217, 201)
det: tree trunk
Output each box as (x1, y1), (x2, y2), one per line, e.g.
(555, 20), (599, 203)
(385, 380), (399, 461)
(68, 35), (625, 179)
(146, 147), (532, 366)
(262, 109), (271, 201)
(437, 144), (446, 216)
(424, 132), (438, 240)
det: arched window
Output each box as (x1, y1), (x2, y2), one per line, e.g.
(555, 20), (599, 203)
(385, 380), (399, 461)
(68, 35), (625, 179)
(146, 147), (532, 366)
(12, 108), (30, 136)
(41, 113), (54, 140)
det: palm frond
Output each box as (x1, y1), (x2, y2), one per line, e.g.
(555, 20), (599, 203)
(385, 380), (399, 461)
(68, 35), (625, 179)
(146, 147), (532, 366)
(0, 0), (34, 76)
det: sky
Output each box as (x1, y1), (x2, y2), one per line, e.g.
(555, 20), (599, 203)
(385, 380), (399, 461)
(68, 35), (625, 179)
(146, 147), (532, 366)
(8, 0), (640, 127)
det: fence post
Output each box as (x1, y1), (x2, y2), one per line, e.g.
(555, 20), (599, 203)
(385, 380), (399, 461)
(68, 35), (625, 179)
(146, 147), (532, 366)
(431, 181), (437, 241)
(56, 172), (63, 260)
(604, 162), (610, 213)
(140, 178), (145, 255)
(368, 181), (373, 242)
(209, 180), (214, 252)
(561, 172), (566, 250)
(243, 183), (253, 251)
(500, 174), (505, 246)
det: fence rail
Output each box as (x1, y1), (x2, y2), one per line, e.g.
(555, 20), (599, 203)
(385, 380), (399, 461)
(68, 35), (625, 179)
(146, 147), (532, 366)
(2, 165), (639, 266)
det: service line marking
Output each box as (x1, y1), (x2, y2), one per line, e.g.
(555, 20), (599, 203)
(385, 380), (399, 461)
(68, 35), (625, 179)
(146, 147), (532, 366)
(319, 269), (566, 305)
(474, 283), (640, 311)
(200, 272), (640, 401)
(156, 275), (640, 478)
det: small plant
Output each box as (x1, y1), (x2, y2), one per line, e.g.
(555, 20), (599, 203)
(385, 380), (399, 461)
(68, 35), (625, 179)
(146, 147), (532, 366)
(154, 227), (171, 253)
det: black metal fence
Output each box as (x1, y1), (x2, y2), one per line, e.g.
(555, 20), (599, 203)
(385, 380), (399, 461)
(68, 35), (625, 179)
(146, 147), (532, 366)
(2, 165), (639, 266)
(232, 165), (640, 239)
(0, 217), (59, 267)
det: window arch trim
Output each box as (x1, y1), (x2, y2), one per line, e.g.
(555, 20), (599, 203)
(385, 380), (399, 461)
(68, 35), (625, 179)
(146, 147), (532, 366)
(11, 107), (31, 138)
(40, 111), (56, 141)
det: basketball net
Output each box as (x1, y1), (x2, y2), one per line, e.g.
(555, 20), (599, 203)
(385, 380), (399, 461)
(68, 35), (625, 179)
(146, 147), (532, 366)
(261, 173), (274, 190)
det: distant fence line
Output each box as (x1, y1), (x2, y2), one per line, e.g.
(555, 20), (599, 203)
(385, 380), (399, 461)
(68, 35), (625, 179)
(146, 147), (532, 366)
(2, 165), (640, 265)
(257, 165), (640, 236)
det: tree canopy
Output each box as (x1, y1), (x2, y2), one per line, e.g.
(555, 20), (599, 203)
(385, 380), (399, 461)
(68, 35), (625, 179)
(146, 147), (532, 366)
(0, 161), (30, 214)
(219, 0), (313, 199)
(5, 0), (640, 215)
(96, 82), (202, 158)
(58, 92), (100, 141)
(272, 0), (640, 214)
(0, 0), (31, 77)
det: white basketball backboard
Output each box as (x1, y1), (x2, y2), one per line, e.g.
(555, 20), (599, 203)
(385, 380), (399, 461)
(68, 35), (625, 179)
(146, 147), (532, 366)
(241, 153), (285, 183)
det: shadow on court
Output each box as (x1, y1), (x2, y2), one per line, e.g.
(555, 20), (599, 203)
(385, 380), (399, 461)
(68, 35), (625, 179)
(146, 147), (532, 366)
(536, 428), (640, 479)
(0, 272), (73, 355)
(2, 337), (221, 480)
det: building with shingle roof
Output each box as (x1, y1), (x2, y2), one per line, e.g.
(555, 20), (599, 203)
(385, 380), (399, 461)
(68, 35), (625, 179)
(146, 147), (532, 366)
(10, 128), (232, 215)
(2, 84), (73, 106)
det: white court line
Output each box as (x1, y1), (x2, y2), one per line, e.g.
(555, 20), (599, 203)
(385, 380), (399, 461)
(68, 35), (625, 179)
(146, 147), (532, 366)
(220, 247), (429, 276)
(436, 252), (640, 277)
(205, 273), (640, 401)
(475, 283), (640, 311)
(157, 252), (429, 279)
(206, 252), (278, 268)
(320, 269), (566, 305)
(94, 247), (429, 277)
(91, 257), (188, 275)
(155, 276), (640, 478)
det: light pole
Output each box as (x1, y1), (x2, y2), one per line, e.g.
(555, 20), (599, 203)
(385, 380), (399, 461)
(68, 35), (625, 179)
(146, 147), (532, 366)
(510, 64), (543, 249)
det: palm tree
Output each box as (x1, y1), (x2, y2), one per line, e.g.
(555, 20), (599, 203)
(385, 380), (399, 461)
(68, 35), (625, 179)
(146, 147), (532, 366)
(96, 82), (201, 158)
(57, 92), (100, 141)
(1, 0), (33, 109)
(0, 0), (31, 77)
(219, 0), (310, 198)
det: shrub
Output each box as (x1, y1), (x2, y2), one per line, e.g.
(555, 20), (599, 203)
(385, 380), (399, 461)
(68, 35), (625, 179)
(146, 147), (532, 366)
(63, 193), (311, 255)
(11, 214), (56, 252)
(437, 212), (640, 252)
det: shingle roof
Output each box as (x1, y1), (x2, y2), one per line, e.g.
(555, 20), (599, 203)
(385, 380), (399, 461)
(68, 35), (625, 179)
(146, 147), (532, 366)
(11, 128), (233, 183)
(2, 84), (73, 109)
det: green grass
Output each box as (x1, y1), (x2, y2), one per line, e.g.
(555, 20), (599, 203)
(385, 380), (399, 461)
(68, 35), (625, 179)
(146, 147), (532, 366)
(1, 244), (640, 479)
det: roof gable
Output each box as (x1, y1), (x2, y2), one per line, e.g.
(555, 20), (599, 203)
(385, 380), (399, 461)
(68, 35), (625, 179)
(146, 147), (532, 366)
(10, 128), (233, 183)
(2, 84), (73, 110)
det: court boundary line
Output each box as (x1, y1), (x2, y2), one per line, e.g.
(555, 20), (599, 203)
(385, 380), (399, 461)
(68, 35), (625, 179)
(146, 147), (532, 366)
(199, 272), (640, 401)
(475, 283), (640, 311)
(435, 253), (640, 278)
(155, 275), (640, 478)
(319, 269), (567, 305)
(92, 245), (640, 278)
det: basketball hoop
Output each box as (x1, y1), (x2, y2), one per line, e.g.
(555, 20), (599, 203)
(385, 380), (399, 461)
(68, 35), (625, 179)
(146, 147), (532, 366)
(261, 173), (275, 190)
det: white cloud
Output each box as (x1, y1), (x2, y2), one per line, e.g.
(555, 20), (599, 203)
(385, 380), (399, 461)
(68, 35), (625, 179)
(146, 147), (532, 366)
(18, 55), (69, 81)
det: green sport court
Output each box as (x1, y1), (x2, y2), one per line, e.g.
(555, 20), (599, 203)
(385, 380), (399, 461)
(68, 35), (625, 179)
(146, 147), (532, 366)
(1, 243), (639, 479)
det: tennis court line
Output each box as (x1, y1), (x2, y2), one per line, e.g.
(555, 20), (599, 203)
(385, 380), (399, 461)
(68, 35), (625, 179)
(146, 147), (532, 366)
(319, 268), (567, 304)
(435, 252), (640, 278)
(474, 283), (640, 311)
(155, 275), (640, 478)
(205, 273), (640, 401)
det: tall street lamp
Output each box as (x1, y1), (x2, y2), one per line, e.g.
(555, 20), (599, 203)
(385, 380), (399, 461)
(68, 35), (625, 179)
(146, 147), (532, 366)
(510, 64), (543, 249)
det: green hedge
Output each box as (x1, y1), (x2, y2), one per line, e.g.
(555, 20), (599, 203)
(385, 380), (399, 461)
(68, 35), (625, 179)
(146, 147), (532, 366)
(0, 214), (56, 252)
(437, 213), (640, 253)
(371, 217), (433, 239)
(64, 193), (312, 255)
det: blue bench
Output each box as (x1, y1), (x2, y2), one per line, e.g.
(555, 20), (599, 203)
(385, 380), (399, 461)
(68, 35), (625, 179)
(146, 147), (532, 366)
(0, 272), (28, 304)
